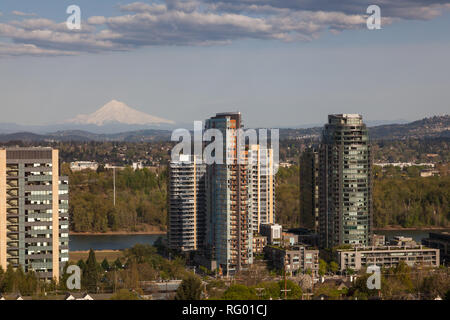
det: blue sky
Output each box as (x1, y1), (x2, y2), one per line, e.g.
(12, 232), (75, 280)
(0, 0), (449, 128)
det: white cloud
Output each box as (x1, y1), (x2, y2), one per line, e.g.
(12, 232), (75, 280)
(0, 0), (448, 57)
(0, 43), (77, 57)
(11, 10), (37, 17)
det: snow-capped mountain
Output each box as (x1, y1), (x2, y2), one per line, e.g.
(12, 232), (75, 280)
(66, 99), (174, 126)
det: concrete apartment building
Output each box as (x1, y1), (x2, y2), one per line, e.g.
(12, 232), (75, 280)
(248, 144), (275, 234)
(252, 235), (267, 255)
(260, 223), (282, 246)
(0, 148), (69, 281)
(205, 112), (253, 275)
(264, 245), (319, 277)
(318, 114), (373, 248)
(422, 232), (450, 264)
(168, 155), (206, 252)
(335, 245), (440, 272)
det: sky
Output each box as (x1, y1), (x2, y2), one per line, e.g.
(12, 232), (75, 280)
(0, 0), (449, 128)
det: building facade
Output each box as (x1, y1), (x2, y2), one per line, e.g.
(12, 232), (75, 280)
(260, 223), (282, 246)
(335, 245), (440, 272)
(318, 114), (373, 248)
(0, 148), (69, 281)
(248, 144), (275, 234)
(264, 245), (319, 277)
(168, 155), (206, 252)
(205, 112), (253, 274)
(422, 232), (450, 264)
(299, 148), (319, 232)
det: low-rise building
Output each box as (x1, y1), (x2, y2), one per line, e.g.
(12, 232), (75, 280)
(264, 245), (319, 277)
(389, 236), (416, 246)
(420, 169), (440, 177)
(335, 245), (440, 272)
(252, 235), (267, 255)
(422, 232), (450, 265)
(70, 161), (98, 171)
(282, 232), (299, 247)
(260, 223), (282, 245)
(371, 234), (386, 246)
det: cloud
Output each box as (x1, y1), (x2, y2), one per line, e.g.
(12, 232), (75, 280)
(0, 0), (449, 57)
(0, 42), (77, 57)
(206, 0), (450, 20)
(11, 10), (37, 17)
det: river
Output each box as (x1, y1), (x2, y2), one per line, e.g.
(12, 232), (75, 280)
(69, 229), (448, 251)
(69, 234), (166, 251)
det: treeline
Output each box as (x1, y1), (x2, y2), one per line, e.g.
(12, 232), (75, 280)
(373, 175), (450, 228)
(275, 164), (449, 230)
(0, 265), (56, 297)
(275, 165), (300, 228)
(65, 158), (449, 233)
(63, 244), (193, 295)
(64, 164), (168, 232)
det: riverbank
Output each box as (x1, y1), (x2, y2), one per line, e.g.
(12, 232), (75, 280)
(70, 250), (123, 262)
(374, 226), (449, 231)
(70, 230), (166, 236)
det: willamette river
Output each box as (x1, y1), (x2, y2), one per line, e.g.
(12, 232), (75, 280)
(69, 229), (448, 251)
(69, 234), (166, 251)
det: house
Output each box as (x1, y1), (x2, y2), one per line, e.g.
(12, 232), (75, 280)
(64, 292), (94, 300)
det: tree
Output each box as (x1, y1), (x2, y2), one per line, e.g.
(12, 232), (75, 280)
(223, 284), (258, 300)
(329, 261), (339, 274)
(113, 258), (123, 270)
(175, 276), (203, 300)
(110, 289), (140, 300)
(77, 259), (87, 273)
(84, 249), (100, 293)
(319, 259), (328, 277)
(279, 280), (302, 300)
(445, 289), (450, 301)
(101, 258), (110, 272)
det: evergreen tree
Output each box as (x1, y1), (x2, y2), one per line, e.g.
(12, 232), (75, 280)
(114, 258), (123, 270)
(101, 258), (110, 271)
(84, 249), (99, 293)
(175, 276), (203, 300)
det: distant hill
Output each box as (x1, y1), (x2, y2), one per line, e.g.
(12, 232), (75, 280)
(369, 115), (450, 140)
(280, 115), (449, 140)
(0, 115), (448, 142)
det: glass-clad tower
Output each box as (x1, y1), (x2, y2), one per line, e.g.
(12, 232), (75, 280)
(318, 114), (372, 248)
(205, 112), (252, 275)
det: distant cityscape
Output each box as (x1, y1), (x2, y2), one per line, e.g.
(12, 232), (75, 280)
(1, 112), (448, 301)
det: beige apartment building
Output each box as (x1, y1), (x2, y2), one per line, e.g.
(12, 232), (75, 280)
(0, 148), (69, 281)
(336, 245), (440, 272)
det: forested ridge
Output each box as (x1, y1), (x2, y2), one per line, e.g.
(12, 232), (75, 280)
(63, 164), (167, 233)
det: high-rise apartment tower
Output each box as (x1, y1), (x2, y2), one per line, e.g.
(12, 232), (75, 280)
(318, 114), (373, 248)
(205, 112), (252, 275)
(168, 155), (206, 252)
(0, 148), (69, 281)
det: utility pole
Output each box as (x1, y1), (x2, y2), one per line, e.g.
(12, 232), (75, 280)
(255, 287), (264, 300)
(280, 260), (291, 299)
(113, 167), (116, 207)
